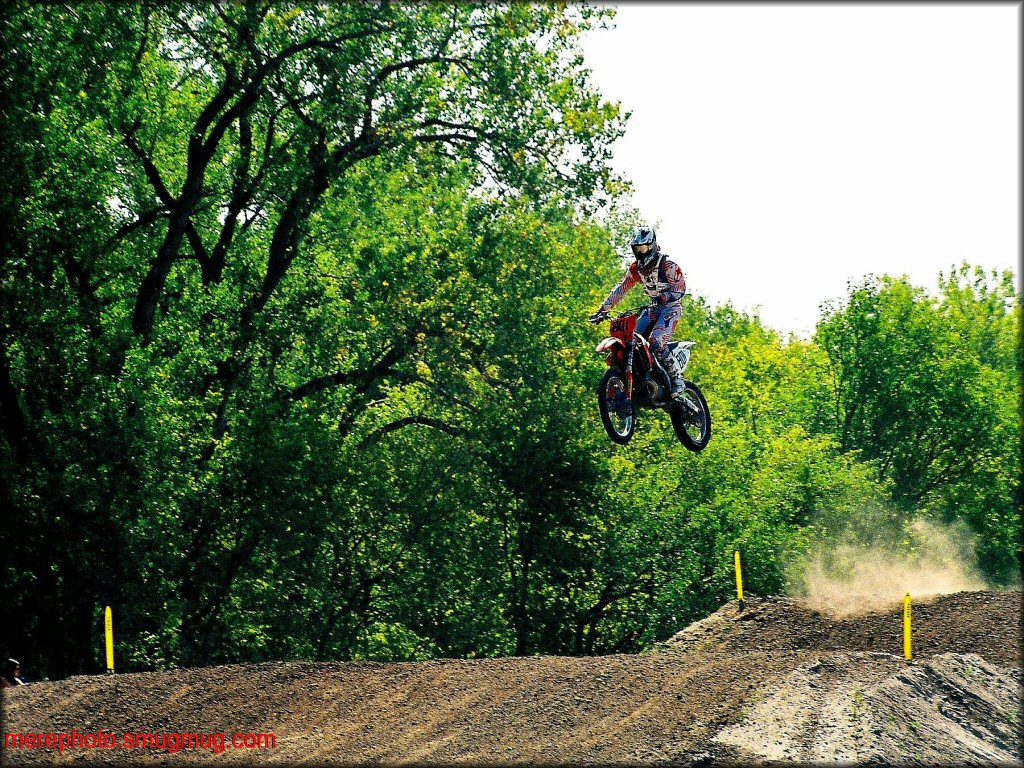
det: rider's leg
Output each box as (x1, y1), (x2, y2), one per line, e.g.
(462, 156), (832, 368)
(636, 305), (672, 391)
(634, 306), (655, 338)
(649, 303), (684, 398)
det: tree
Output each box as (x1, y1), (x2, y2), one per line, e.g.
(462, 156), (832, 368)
(1, 1), (626, 675)
(816, 267), (1020, 582)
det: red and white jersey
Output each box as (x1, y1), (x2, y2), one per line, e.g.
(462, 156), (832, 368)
(602, 254), (686, 308)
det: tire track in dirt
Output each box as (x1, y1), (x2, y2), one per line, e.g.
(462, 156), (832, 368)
(2, 590), (1019, 765)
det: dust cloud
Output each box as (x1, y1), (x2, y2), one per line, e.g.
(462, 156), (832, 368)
(788, 517), (989, 617)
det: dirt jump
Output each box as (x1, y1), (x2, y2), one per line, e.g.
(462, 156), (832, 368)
(2, 590), (1020, 766)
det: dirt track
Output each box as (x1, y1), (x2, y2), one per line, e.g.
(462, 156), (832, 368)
(2, 590), (1020, 766)
(659, 589), (1021, 666)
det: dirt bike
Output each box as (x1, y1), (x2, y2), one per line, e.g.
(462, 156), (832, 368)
(589, 304), (711, 451)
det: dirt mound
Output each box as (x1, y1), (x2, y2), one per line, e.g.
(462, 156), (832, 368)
(2, 590), (1020, 766)
(660, 589), (1022, 667)
(712, 652), (1022, 765)
(1, 653), (804, 765)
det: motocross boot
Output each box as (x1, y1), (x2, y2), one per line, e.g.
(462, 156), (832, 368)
(658, 349), (686, 399)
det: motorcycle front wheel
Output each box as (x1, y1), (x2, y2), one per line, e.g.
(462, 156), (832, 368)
(671, 381), (711, 452)
(598, 369), (636, 444)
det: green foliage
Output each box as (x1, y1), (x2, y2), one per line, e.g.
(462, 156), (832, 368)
(1, 3), (1018, 680)
(816, 267), (1020, 582)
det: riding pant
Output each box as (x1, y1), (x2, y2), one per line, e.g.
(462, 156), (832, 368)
(636, 301), (682, 357)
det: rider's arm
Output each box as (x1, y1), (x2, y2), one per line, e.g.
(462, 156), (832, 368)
(600, 264), (640, 311)
(659, 258), (687, 304)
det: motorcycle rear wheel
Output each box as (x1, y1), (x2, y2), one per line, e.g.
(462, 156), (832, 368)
(598, 369), (636, 444)
(671, 381), (711, 452)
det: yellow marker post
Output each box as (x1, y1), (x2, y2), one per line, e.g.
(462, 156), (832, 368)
(104, 606), (114, 673)
(903, 593), (912, 661)
(734, 550), (745, 609)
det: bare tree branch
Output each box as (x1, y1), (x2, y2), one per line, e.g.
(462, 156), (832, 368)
(289, 340), (415, 401)
(103, 205), (168, 249)
(357, 416), (462, 449)
(121, 128), (176, 208)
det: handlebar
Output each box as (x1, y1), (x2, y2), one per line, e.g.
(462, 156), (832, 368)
(588, 304), (656, 324)
(617, 304), (656, 318)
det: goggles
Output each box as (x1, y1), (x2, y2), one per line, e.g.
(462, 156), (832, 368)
(633, 243), (652, 254)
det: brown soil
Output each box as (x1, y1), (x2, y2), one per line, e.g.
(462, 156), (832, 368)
(1, 590), (1020, 766)
(660, 589), (1022, 667)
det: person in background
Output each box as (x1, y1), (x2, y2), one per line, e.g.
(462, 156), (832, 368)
(2, 658), (26, 688)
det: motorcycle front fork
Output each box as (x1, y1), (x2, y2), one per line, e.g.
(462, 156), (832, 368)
(625, 337), (635, 401)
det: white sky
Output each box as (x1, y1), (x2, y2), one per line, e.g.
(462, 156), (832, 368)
(579, 4), (1020, 337)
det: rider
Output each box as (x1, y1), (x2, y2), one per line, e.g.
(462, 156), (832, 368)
(589, 226), (687, 398)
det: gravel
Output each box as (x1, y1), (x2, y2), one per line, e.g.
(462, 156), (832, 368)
(2, 590), (1019, 766)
